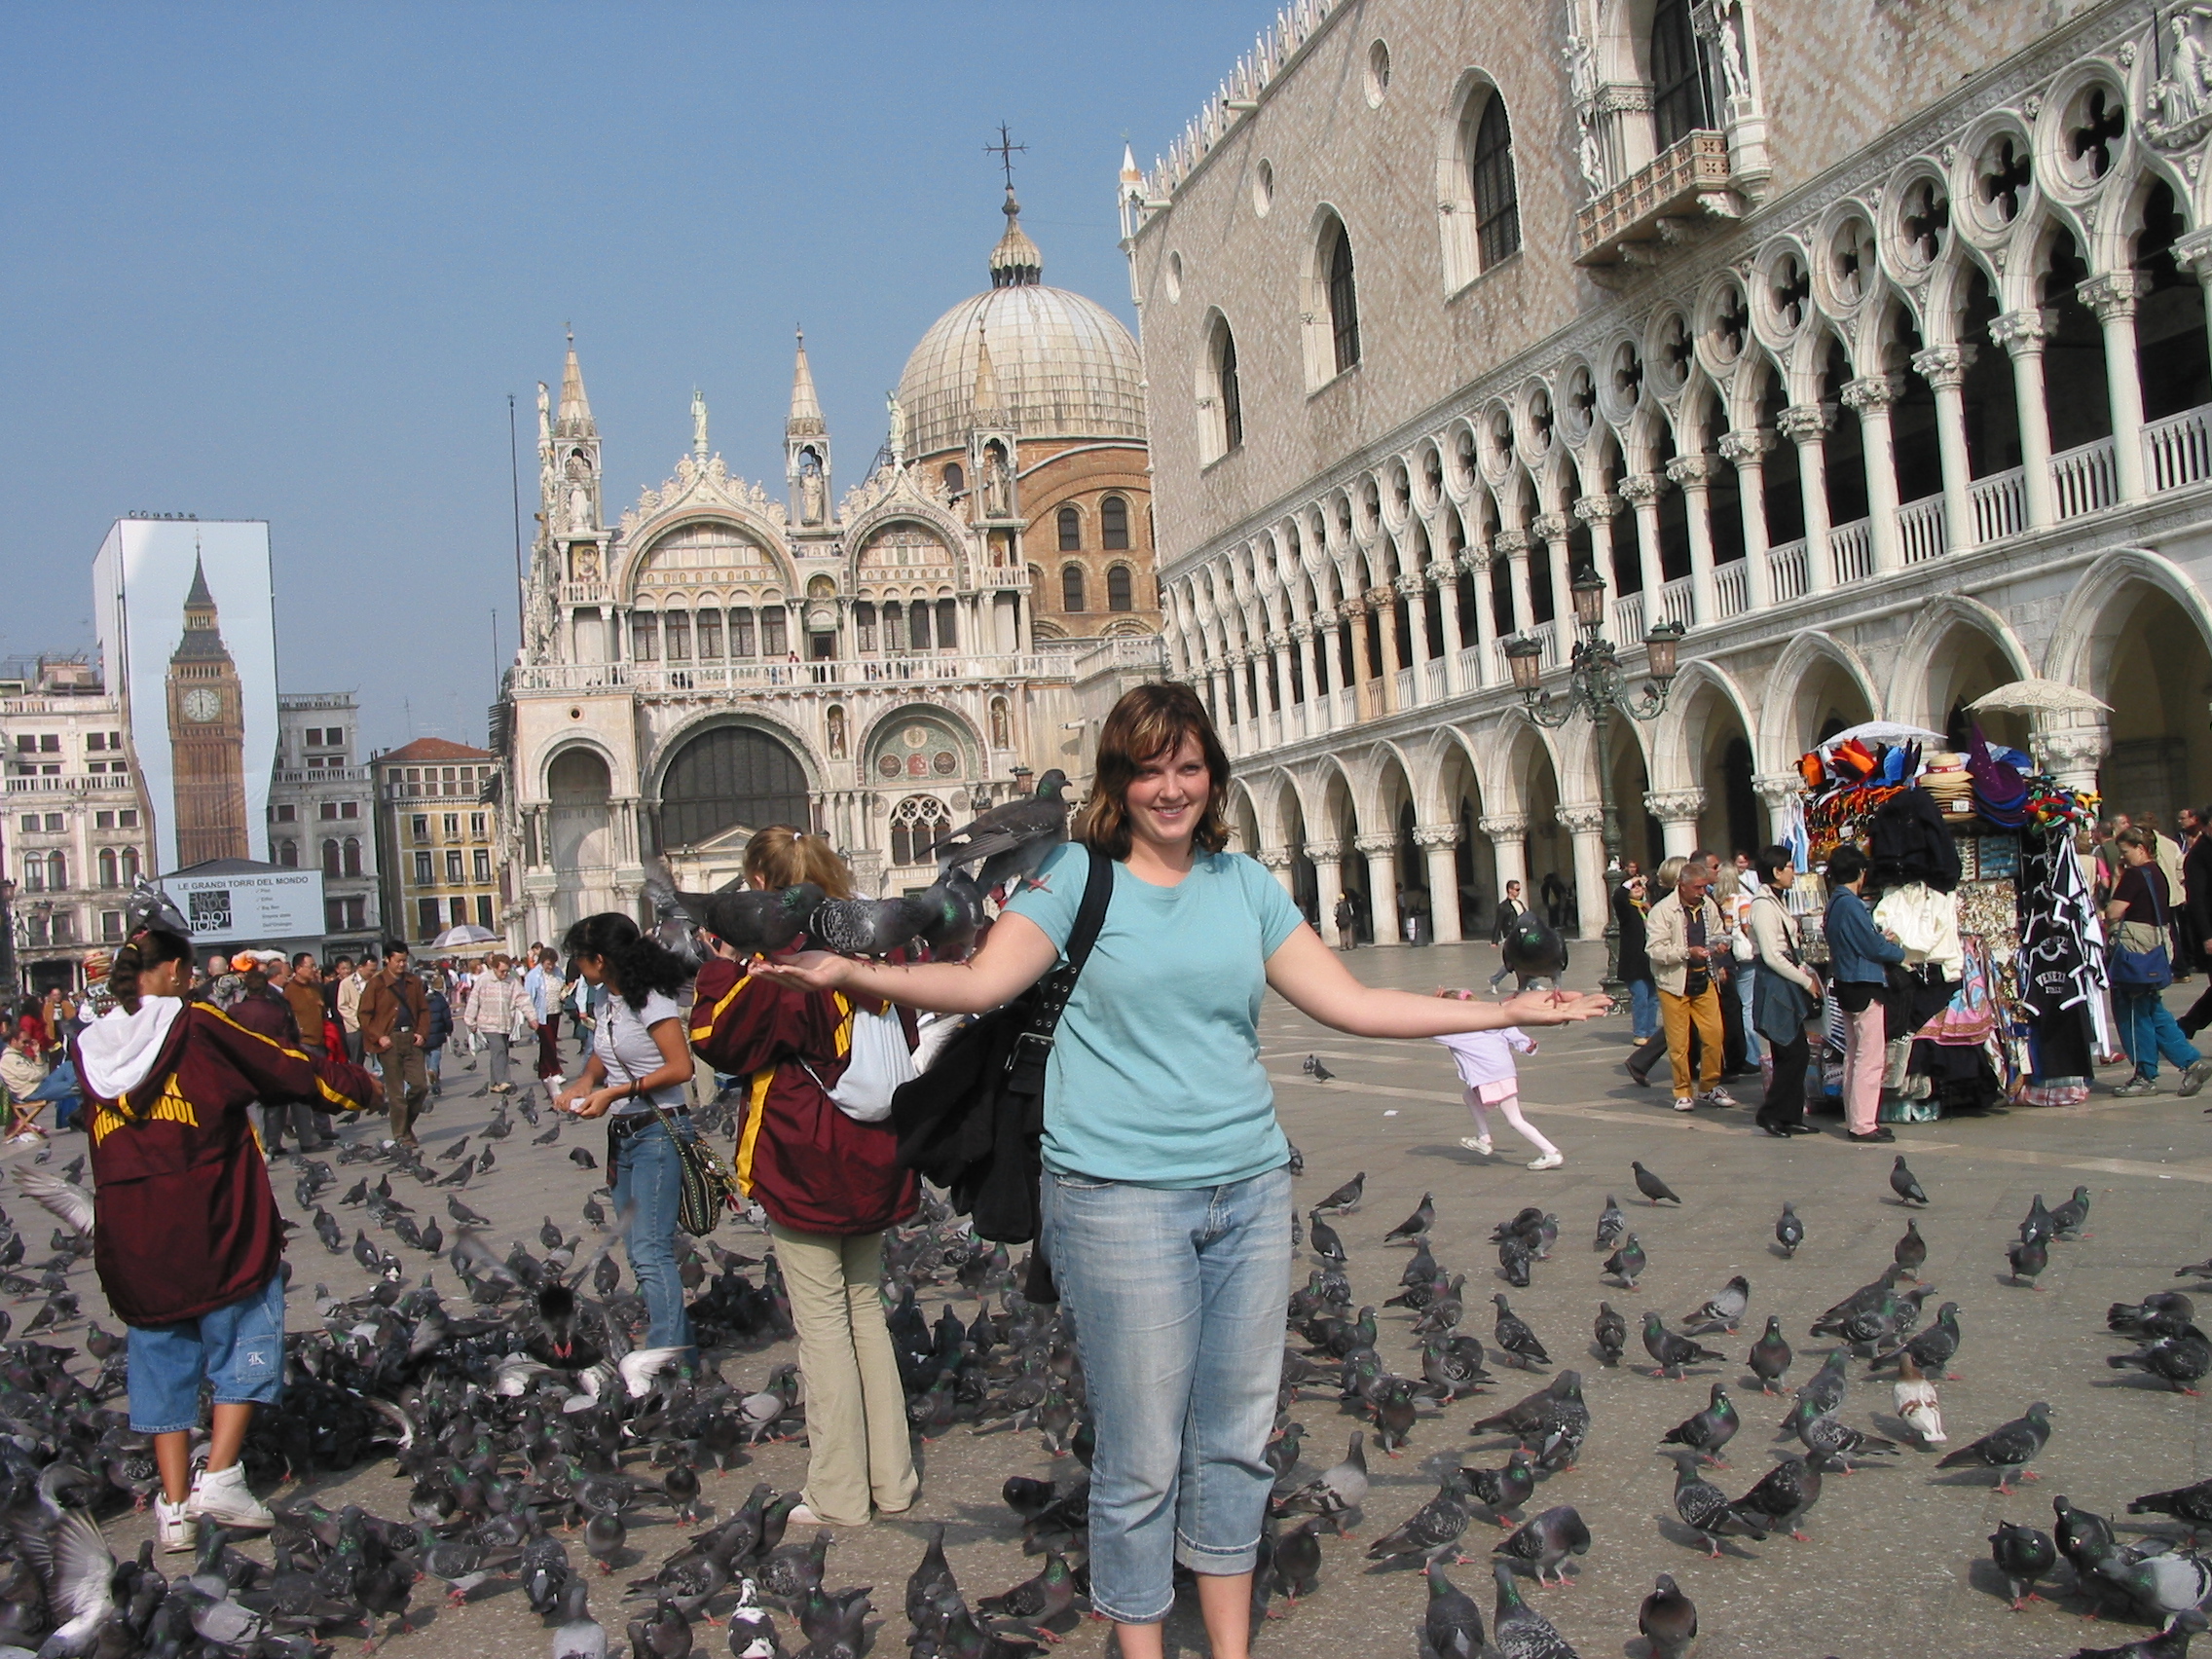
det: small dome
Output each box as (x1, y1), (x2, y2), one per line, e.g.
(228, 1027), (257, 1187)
(897, 203), (1146, 460)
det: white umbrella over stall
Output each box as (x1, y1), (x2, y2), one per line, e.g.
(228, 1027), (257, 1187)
(1967, 679), (2111, 717)
(428, 924), (500, 954)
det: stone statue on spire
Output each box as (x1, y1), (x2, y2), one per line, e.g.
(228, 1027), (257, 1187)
(886, 390), (906, 471)
(691, 387), (709, 461)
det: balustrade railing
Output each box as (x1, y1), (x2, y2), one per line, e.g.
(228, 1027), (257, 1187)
(513, 654), (1047, 695)
(1898, 494), (1946, 564)
(1713, 561), (1750, 618)
(1657, 575), (1695, 631)
(1610, 593), (1645, 644)
(1334, 686), (1357, 727)
(1422, 657), (1449, 700)
(1456, 645), (1484, 690)
(1766, 539), (1809, 603)
(2050, 435), (2119, 521)
(1971, 467), (2026, 543)
(2146, 403), (2212, 494)
(1393, 666), (1417, 709)
(1828, 518), (1874, 585)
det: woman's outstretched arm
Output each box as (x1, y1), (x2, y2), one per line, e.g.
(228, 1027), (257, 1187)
(741, 910), (1063, 1016)
(1264, 924), (1611, 1036)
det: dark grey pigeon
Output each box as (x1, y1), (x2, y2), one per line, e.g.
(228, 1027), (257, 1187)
(697, 882), (826, 960)
(1660, 1450), (1767, 1557)
(1593, 1195), (1627, 1253)
(1989, 1520), (2057, 1610)
(1632, 1161), (1681, 1205)
(1385, 1193), (1436, 1244)
(924, 768), (1071, 894)
(1639, 1573), (1698, 1659)
(1420, 1560), (1485, 1659)
(1774, 1200), (1803, 1257)
(1365, 1469), (1474, 1565)
(1490, 1560), (1579, 1658)
(1603, 1235), (1645, 1289)
(1936, 1401), (2053, 1493)
(1890, 1155), (1929, 1206)
(1314, 1171), (1365, 1215)
(1492, 1296), (1551, 1370)
(1492, 1504), (1588, 1586)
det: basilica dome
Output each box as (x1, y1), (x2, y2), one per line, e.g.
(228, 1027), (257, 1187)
(897, 193), (1146, 461)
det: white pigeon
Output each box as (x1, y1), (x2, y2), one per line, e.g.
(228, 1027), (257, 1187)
(1892, 1351), (1945, 1445)
(10, 1510), (115, 1658)
(13, 1170), (93, 1239)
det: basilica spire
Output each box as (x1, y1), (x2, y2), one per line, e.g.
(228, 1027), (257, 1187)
(556, 329), (596, 437)
(971, 320), (1000, 420)
(988, 188), (1043, 288)
(787, 327), (826, 438)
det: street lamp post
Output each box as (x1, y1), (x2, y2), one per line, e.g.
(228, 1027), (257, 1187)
(1501, 569), (1683, 993)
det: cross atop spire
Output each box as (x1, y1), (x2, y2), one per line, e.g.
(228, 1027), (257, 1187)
(985, 123), (1027, 192)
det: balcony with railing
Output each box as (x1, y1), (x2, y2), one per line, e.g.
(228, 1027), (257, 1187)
(513, 653), (1050, 696)
(1575, 131), (1741, 269)
(5, 772), (135, 796)
(1766, 539), (1810, 603)
(1714, 560), (1750, 619)
(1393, 666), (1417, 709)
(1828, 518), (1874, 585)
(1899, 494), (1946, 565)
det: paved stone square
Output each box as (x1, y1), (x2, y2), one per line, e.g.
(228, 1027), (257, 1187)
(23, 941), (2212, 1658)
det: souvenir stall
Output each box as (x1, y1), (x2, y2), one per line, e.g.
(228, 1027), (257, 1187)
(1786, 722), (2103, 1121)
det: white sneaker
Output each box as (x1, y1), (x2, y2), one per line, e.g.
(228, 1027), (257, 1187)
(1458, 1135), (1493, 1156)
(1527, 1152), (1565, 1171)
(188, 1463), (273, 1530)
(155, 1494), (193, 1554)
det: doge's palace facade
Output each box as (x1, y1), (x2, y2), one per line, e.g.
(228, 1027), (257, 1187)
(1129, 0), (2212, 947)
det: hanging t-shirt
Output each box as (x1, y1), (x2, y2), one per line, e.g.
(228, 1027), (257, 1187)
(591, 989), (688, 1115)
(1007, 840), (1306, 1188)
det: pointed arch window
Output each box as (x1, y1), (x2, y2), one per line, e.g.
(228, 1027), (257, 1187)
(890, 794), (955, 867)
(1062, 564), (1088, 613)
(1470, 95), (1521, 267)
(1327, 223), (1361, 373)
(1057, 506), (1082, 551)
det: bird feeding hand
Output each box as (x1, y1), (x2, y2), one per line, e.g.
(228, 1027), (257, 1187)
(1500, 988), (1613, 1026)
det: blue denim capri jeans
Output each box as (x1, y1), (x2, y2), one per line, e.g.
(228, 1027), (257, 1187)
(1042, 1163), (1292, 1625)
(127, 1270), (285, 1434)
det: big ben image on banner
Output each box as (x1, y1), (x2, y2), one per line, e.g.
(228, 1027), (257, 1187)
(166, 555), (249, 866)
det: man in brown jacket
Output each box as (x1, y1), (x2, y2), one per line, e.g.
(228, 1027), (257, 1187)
(357, 942), (430, 1145)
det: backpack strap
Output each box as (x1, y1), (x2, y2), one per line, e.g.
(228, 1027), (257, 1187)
(1007, 846), (1114, 1088)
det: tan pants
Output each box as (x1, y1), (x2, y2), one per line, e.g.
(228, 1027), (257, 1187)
(382, 1033), (428, 1141)
(768, 1221), (919, 1526)
(1659, 985), (1724, 1100)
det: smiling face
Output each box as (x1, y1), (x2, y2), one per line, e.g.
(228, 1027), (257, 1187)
(1124, 732), (1212, 858)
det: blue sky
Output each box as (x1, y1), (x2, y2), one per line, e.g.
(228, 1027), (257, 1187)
(1, 3), (1260, 749)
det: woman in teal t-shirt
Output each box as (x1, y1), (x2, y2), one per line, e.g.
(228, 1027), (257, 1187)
(755, 682), (1606, 1659)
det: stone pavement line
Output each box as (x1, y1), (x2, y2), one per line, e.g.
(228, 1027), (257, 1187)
(1266, 1071), (2212, 1186)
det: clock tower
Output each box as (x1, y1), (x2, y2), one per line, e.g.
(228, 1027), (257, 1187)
(166, 555), (249, 866)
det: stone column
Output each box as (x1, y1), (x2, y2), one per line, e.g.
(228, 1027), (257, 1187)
(1990, 308), (2057, 529)
(1574, 492), (1625, 620)
(1618, 473), (1669, 622)
(1643, 788), (1709, 859)
(1207, 655), (1234, 733)
(1291, 620), (1322, 724)
(1228, 650), (1255, 751)
(2081, 273), (2150, 503)
(1530, 512), (1572, 641)
(1308, 838), (1348, 947)
(1371, 585), (1404, 713)
(2176, 230), (2212, 347)
(1911, 343), (1977, 555)
(1432, 558), (1466, 695)
(1842, 374), (1905, 573)
(1414, 823), (1463, 943)
(2036, 720), (2111, 797)
(1254, 845), (1297, 902)
(1558, 804), (1608, 942)
(1779, 403), (1835, 593)
(1353, 830), (1403, 945)
(1493, 528), (1531, 645)
(1398, 571), (1433, 703)
(1478, 813), (1531, 909)
(1464, 546), (1499, 687)
(1342, 598), (1372, 721)
(1268, 630), (1298, 740)
(1752, 773), (1804, 847)
(1717, 430), (1776, 609)
(1665, 456), (1722, 624)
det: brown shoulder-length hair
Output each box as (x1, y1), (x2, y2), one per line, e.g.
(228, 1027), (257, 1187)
(1074, 682), (1233, 861)
(743, 825), (856, 899)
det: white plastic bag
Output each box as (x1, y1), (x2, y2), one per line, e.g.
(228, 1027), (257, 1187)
(803, 1004), (917, 1124)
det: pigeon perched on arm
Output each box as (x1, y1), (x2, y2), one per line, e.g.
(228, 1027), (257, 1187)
(923, 769), (1071, 895)
(696, 883), (825, 960)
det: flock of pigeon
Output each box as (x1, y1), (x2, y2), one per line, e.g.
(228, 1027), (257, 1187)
(0, 983), (2194, 1652)
(1247, 1146), (2212, 1658)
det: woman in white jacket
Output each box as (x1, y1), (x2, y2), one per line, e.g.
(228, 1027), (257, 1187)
(466, 953), (522, 1094)
(1745, 845), (1822, 1137)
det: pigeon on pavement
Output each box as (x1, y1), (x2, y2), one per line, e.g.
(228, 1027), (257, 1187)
(1492, 1505), (1589, 1586)
(1989, 1520), (2058, 1610)
(1890, 1155), (1930, 1206)
(1660, 1450), (1767, 1557)
(1638, 1573), (1699, 1659)
(1633, 1161), (1682, 1205)
(1642, 1312), (1725, 1380)
(1936, 1402), (2053, 1493)
(1774, 1200), (1803, 1257)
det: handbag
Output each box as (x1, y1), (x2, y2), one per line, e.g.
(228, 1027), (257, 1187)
(641, 1100), (742, 1235)
(2109, 876), (2174, 990)
(891, 846), (1113, 1248)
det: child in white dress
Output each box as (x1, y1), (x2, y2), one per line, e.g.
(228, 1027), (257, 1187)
(1433, 990), (1563, 1170)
